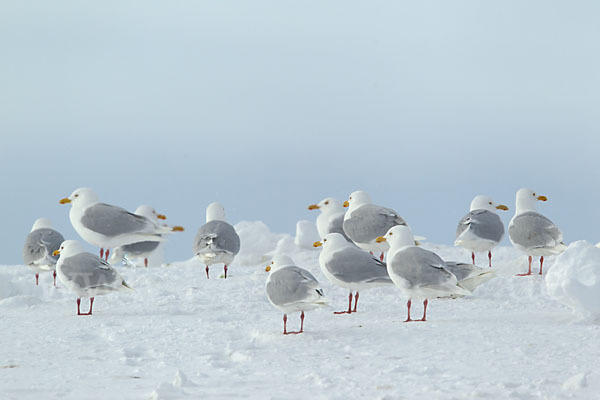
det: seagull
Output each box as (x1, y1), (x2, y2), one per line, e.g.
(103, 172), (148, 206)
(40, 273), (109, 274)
(307, 197), (350, 241)
(265, 255), (327, 335)
(314, 233), (393, 314)
(110, 205), (182, 267)
(508, 188), (567, 276)
(60, 188), (182, 260)
(193, 202), (240, 279)
(454, 195), (508, 267)
(342, 190), (407, 261)
(443, 262), (495, 293)
(378, 225), (470, 322)
(54, 240), (132, 315)
(23, 218), (64, 286)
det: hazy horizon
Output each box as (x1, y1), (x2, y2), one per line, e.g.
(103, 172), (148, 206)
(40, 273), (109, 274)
(1, 1), (599, 264)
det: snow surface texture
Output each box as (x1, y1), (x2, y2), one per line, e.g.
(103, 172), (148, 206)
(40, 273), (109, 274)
(1, 221), (599, 399)
(546, 241), (600, 321)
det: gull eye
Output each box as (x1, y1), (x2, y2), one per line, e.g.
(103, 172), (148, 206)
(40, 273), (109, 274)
(74, 194), (79, 197)
(390, 232), (393, 235)
(324, 239), (327, 242)
(325, 201), (329, 205)
(489, 202), (492, 205)
(533, 193), (536, 196)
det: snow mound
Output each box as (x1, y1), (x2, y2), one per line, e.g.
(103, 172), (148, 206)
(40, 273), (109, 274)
(234, 221), (288, 266)
(294, 220), (320, 250)
(545, 241), (600, 321)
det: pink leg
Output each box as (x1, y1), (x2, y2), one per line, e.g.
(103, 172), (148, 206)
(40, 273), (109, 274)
(53, 271), (57, 286)
(88, 297), (94, 315)
(105, 249), (110, 261)
(144, 258), (148, 268)
(77, 298), (82, 315)
(299, 311), (304, 333)
(334, 293), (353, 314)
(539, 256), (544, 275)
(488, 251), (492, 268)
(471, 252), (475, 265)
(516, 256), (533, 276)
(419, 299), (428, 321)
(369, 251), (374, 256)
(380, 252), (384, 262)
(100, 248), (104, 259)
(224, 265), (228, 279)
(404, 299), (413, 322)
(283, 314), (288, 334)
(353, 292), (359, 313)
(35, 273), (39, 286)
(205, 266), (210, 279)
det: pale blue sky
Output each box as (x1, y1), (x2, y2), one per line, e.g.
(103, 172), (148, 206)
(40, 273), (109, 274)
(1, 1), (599, 264)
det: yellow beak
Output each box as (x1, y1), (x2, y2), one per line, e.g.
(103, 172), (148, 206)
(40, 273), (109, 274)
(343, 201), (349, 208)
(496, 204), (509, 211)
(157, 214), (167, 220)
(59, 198), (71, 204)
(308, 204), (319, 210)
(265, 266), (271, 272)
(375, 236), (386, 243)
(537, 195), (548, 201)
(313, 241), (323, 248)
(172, 226), (184, 232)
(53, 250), (60, 256)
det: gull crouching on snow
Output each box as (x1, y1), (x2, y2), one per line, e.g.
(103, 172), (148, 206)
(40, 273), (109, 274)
(265, 255), (326, 335)
(314, 233), (393, 314)
(193, 202), (240, 279)
(454, 195), (508, 267)
(378, 226), (470, 322)
(508, 188), (567, 276)
(59, 188), (182, 261)
(54, 240), (132, 315)
(23, 218), (65, 286)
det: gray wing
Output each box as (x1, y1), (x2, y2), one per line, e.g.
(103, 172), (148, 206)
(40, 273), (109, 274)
(389, 247), (453, 288)
(509, 211), (562, 249)
(456, 210), (504, 242)
(60, 253), (120, 290)
(23, 228), (65, 265)
(266, 266), (322, 306)
(328, 213), (351, 241)
(119, 240), (161, 256)
(193, 220), (241, 255)
(343, 204), (407, 243)
(81, 203), (157, 237)
(326, 247), (392, 284)
(444, 262), (474, 282)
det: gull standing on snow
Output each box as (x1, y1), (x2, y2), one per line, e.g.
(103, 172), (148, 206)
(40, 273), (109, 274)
(454, 195), (509, 267)
(54, 240), (132, 315)
(60, 188), (182, 261)
(111, 205), (182, 267)
(265, 255), (327, 335)
(23, 218), (65, 286)
(378, 226), (470, 322)
(307, 197), (350, 241)
(342, 190), (407, 261)
(193, 202), (240, 279)
(314, 233), (393, 314)
(509, 188), (566, 276)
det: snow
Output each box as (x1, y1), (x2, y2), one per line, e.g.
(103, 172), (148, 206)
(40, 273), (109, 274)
(545, 241), (600, 321)
(1, 221), (600, 399)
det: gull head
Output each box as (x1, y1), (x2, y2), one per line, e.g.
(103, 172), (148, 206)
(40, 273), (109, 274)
(343, 190), (371, 208)
(470, 195), (509, 212)
(515, 188), (547, 213)
(308, 197), (342, 212)
(135, 205), (166, 222)
(314, 233), (349, 250)
(60, 188), (98, 207)
(378, 225), (414, 248)
(266, 255), (295, 272)
(206, 202), (226, 222)
(31, 217), (53, 232)
(53, 240), (85, 258)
